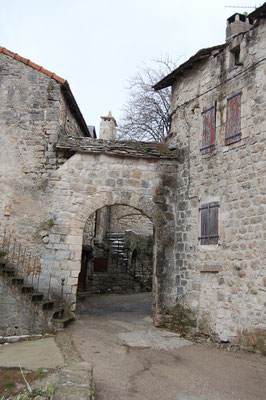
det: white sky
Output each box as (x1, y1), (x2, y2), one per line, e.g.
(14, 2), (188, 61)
(0, 0), (261, 131)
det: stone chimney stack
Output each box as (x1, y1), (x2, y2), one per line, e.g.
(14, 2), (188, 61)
(226, 13), (252, 41)
(99, 111), (117, 140)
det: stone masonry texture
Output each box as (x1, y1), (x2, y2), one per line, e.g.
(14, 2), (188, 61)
(164, 12), (266, 350)
(0, 7), (265, 351)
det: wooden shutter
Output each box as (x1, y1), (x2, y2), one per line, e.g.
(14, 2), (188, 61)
(209, 202), (219, 245)
(199, 202), (219, 245)
(200, 102), (216, 154)
(225, 93), (241, 145)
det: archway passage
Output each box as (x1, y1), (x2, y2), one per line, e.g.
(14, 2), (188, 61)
(48, 150), (178, 325)
(77, 204), (154, 295)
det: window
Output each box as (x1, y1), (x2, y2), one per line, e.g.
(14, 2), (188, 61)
(199, 202), (219, 245)
(225, 93), (241, 145)
(200, 102), (216, 154)
(230, 45), (242, 67)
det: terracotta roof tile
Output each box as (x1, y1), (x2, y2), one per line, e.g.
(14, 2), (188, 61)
(0, 46), (66, 84)
(0, 45), (91, 137)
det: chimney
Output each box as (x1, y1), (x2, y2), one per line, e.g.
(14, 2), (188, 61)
(226, 13), (253, 41)
(99, 111), (117, 140)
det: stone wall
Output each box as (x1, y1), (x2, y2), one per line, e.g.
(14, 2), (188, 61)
(46, 152), (178, 320)
(0, 52), (87, 250)
(167, 18), (266, 349)
(85, 273), (142, 294)
(109, 205), (153, 235)
(0, 278), (49, 336)
(0, 51), (89, 333)
(125, 231), (153, 290)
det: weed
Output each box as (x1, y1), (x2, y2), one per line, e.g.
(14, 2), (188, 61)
(0, 383), (56, 399)
(4, 381), (15, 390)
(33, 369), (45, 380)
(0, 250), (7, 258)
(46, 219), (54, 228)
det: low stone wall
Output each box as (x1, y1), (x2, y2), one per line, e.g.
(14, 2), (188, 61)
(86, 273), (141, 294)
(0, 278), (49, 336)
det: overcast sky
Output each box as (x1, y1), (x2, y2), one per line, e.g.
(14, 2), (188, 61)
(0, 0), (261, 131)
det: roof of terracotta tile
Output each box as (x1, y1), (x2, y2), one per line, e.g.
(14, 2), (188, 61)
(0, 46), (91, 137)
(153, 44), (225, 91)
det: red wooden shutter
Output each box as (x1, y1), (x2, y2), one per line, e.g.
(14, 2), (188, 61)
(225, 93), (241, 145)
(200, 102), (216, 154)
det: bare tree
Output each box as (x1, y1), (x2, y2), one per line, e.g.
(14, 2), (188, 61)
(117, 56), (178, 143)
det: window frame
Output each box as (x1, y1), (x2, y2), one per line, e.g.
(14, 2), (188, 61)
(198, 202), (219, 245)
(225, 92), (242, 145)
(200, 101), (216, 155)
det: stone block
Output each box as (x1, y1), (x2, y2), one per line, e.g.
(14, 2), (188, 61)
(55, 250), (71, 261)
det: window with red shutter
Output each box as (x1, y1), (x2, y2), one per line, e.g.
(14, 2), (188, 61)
(199, 202), (219, 245)
(225, 93), (241, 145)
(200, 102), (216, 154)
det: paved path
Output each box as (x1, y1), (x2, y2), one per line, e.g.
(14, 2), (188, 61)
(0, 338), (64, 369)
(0, 334), (94, 399)
(66, 293), (266, 400)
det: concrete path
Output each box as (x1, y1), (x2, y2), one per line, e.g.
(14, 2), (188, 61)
(0, 333), (95, 399)
(67, 292), (266, 400)
(0, 338), (64, 369)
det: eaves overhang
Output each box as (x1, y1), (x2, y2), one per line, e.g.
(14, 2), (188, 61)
(153, 44), (225, 91)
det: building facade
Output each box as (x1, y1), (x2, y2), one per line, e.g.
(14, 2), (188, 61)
(154, 5), (266, 350)
(0, 5), (265, 352)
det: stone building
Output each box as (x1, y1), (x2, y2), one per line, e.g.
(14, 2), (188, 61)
(0, 4), (265, 352)
(154, 4), (266, 350)
(0, 46), (178, 335)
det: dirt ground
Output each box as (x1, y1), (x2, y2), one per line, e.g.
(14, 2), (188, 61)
(66, 292), (266, 400)
(0, 368), (52, 398)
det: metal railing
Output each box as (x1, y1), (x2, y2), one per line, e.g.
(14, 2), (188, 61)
(0, 227), (67, 312)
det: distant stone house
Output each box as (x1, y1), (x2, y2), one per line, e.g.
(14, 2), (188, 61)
(154, 4), (266, 350)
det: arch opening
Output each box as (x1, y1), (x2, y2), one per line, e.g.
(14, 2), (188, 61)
(77, 204), (154, 296)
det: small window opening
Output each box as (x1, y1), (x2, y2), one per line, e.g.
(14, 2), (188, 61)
(231, 46), (242, 66)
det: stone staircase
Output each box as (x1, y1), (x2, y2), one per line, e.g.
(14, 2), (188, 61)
(0, 231), (74, 335)
(106, 233), (130, 273)
(0, 257), (74, 333)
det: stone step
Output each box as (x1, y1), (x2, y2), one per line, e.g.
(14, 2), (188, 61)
(42, 300), (55, 310)
(53, 309), (65, 319)
(21, 286), (34, 294)
(0, 260), (7, 267)
(0, 268), (16, 276)
(53, 314), (75, 329)
(11, 277), (24, 285)
(107, 232), (125, 238)
(29, 292), (44, 302)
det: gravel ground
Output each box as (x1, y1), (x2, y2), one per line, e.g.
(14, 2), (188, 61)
(66, 292), (266, 400)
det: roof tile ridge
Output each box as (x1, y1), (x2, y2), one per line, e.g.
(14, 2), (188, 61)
(0, 45), (66, 84)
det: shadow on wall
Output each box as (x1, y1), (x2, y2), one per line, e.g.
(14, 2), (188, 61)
(77, 204), (153, 294)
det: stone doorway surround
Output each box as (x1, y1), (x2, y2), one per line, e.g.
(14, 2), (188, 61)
(43, 138), (180, 325)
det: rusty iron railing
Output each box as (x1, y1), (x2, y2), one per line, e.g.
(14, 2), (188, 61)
(0, 227), (68, 313)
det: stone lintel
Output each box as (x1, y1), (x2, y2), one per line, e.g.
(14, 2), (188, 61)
(56, 136), (180, 160)
(198, 265), (222, 273)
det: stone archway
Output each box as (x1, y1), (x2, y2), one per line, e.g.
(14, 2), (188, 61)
(44, 152), (177, 324)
